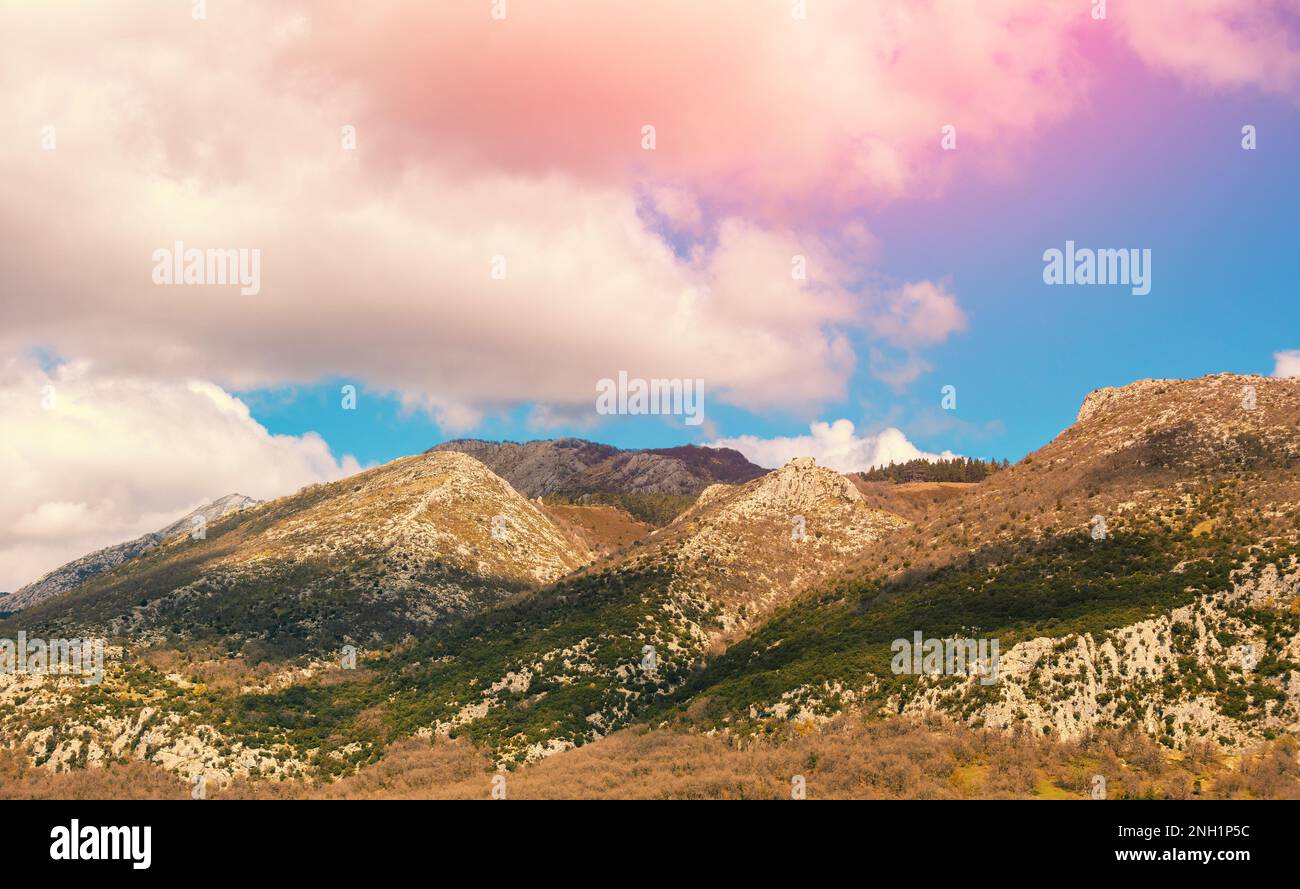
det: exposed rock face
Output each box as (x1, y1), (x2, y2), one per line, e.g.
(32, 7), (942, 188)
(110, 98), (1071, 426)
(0, 651), (314, 786)
(743, 555), (1300, 756)
(697, 454), (862, 516)
(430, 438), (766, 497)
(898, 557), (1300, 750)
(6, 493), (261, 612)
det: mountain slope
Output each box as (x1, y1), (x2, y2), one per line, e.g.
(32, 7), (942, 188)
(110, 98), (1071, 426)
(672, 374), (1300, 750)
(5, 453), (593, 654)
(350, 456), (908, 764)
(7, 373), (1297, 787)
(540, 503), (654, 559)
(0, 455), (907, 778)
(640, 456), (909, 635)
(430, 438), (767, 498)
(6, 494), (261, 612)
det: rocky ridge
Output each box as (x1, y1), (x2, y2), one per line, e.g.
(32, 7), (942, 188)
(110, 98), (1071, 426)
(430, 437), (767, 497)
(6, 494), (261, 612)
(7, 452), (595, 649)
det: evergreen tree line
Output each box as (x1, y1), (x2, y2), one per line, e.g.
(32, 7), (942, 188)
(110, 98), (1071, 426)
(858, 456), (1008, 483)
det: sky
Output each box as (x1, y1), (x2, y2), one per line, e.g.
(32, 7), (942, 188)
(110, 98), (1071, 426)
(1, 0), (1298, 589)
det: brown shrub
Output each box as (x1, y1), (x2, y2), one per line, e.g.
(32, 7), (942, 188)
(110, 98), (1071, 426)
(4, 715), (1297, 800)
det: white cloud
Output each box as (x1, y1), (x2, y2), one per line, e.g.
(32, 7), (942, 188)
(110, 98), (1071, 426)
(0, 3), (976, 427)
(1273, 350), (1300, 378)
(0, 2), (1291, 427)
(710, 418), (954, 473)
(0, 359), (360, 591)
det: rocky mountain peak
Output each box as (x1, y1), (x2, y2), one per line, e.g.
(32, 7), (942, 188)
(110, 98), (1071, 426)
(247, 450), (592, 588)
(654, 456), (908, 627)
(712, 456), (864, 520)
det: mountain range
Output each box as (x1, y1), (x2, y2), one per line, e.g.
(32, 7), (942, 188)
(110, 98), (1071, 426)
(1, 374), (1297, 797)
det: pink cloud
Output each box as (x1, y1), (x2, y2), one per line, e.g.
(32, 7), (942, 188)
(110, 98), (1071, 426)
(1115, 0), (1300, 94)
(280, 0), (1097, 222)
(0, 0), (1294, 427)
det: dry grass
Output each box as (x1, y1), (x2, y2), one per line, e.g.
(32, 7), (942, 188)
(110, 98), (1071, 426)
(3, 714), (1296, 800)
(849, 480), (976, 522)
(195, 717), (1300, 800)
(541, 503), (653, 559)
(0, 747), (188, 799)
